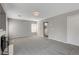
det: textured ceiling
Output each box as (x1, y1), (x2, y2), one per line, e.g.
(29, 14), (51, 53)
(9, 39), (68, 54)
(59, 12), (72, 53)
(2, 3), (79, 21)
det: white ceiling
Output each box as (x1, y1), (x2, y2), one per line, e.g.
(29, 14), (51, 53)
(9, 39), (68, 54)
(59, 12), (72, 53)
(2, 3), (79, 21)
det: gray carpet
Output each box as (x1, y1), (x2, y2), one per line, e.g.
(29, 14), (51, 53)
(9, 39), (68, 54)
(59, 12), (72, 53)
(13, 36), (79, 55)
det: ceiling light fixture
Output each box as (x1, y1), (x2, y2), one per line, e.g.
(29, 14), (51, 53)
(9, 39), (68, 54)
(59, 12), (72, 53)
(32, 11), (40, 16)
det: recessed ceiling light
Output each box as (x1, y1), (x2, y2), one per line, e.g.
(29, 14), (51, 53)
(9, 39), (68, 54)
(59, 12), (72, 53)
(32, 11), (40, 16)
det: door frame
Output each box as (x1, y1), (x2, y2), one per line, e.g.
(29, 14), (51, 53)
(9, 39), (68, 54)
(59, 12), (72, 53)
(43, 22), (48, 37)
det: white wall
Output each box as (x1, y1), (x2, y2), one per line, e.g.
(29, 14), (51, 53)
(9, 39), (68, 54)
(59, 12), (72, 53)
(67, 13), (79, 46)
(49, 15), (67, 42)
(44, 15), (67, 43)
(38, 14), (67, 43)
(9, 19), (36, 39)
(38, 9), (79, 46)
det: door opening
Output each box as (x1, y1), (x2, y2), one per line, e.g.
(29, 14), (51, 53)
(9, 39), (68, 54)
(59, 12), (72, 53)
(43, 22), (48, 37)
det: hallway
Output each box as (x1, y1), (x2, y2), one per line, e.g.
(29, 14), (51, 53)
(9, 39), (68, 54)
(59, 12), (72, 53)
(13, 36), (79, 55)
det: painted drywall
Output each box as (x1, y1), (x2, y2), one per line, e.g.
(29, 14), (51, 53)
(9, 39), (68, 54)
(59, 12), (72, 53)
(38, 14), (67, 42)
(67, 13), (79, 46)
(3, 3), (79, 21)
(0, 4), (6, 31)
(38, 9), (79, 46)
(9, 19), (36, 39)
(43, 15), (67, 43)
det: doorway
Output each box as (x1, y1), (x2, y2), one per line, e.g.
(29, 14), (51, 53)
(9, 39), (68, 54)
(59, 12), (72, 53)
(43, 22), (48, 37)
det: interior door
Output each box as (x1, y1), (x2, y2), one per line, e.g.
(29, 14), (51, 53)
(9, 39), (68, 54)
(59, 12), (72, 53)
(43, 22), (48, 37)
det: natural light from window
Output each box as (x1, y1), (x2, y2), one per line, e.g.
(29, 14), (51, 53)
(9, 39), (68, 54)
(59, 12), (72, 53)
(31, 23), (37, 33)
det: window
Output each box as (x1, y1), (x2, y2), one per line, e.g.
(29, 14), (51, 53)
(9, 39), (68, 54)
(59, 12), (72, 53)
(31, 23), (37, 33)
